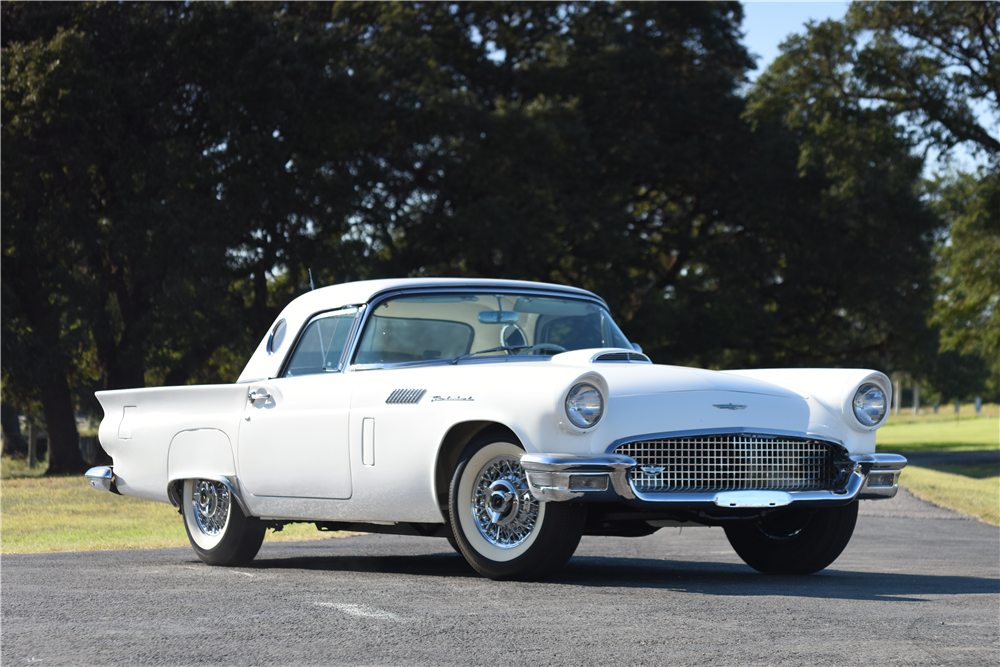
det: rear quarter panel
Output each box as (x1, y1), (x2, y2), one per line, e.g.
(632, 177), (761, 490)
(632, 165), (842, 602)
(96, 384), (248, 504)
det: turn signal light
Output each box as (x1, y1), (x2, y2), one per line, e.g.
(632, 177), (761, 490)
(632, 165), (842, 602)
(569, 474), (608, 491)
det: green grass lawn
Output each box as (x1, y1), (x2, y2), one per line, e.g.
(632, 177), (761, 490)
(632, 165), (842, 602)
(1, 472), (355, 554)
(900, 466), (999, 525)
(876, 416), (998, 452)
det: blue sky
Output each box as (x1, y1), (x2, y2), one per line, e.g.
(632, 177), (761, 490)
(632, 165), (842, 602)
(741, 1), (850, 78)
(739, 1), (986, 173)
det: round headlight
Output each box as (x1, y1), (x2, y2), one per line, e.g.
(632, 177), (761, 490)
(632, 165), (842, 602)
(566, 383), (604, 429)
(853, 383), (887, 427)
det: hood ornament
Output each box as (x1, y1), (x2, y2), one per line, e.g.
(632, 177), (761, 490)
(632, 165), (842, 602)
(713, 403), (747, 410)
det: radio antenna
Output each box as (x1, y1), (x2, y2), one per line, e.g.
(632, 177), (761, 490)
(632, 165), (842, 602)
(308, 269), (316, 291)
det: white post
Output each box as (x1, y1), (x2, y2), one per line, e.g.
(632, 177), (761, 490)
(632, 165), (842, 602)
(27, 418), (37, 469)
(913, 382), (920, 415)
(893, 379), (901, 415)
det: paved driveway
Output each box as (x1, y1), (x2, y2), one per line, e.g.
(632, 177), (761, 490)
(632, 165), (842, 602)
(2, 489), (997, 666)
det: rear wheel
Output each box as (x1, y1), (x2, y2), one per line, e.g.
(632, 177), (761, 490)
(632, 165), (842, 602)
(723, 502), (858, 575)
(449, 435), (585, 580)
(182, 479), (266, 566)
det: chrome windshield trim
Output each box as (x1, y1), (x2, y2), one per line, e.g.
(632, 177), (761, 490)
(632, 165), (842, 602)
(345, 286), (617, 371)
(352, 355), (556, 372)
(364, 284), (608, 310)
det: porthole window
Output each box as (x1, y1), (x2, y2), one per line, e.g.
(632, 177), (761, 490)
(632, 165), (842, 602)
(268, 319), (287, 354)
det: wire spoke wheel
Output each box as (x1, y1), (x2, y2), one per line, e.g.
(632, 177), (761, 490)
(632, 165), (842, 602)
(182, 478), (266, 567)
(471, 455), (539, 548)
(449, 434), (585, 581)
(192, 480), (231, 538)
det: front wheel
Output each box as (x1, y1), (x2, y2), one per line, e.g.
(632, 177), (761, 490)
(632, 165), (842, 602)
(182, 479), (266, 566)
(723, 502), (858, 575)
(449, 435), (585, 581)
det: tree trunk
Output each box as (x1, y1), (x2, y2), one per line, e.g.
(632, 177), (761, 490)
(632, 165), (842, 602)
(1, 402), (28, 458)
(40, 375), (86, 475)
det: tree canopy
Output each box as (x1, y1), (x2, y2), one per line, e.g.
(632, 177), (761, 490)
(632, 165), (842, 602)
(2, 1), (994, 472)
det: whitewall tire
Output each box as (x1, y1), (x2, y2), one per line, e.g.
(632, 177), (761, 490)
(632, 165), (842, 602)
(448, 434), (585, 580)
(182, 479), (266, 566)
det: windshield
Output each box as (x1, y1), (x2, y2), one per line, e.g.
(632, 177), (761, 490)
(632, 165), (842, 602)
(353, 292), (631, 366)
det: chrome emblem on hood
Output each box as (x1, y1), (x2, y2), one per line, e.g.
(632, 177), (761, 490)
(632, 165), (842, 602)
(713, 403), (747, 410)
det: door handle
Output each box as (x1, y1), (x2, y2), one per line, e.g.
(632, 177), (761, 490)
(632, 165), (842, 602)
(248, 390), (271, 404)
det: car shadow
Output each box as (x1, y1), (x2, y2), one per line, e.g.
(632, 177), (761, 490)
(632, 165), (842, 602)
(240, 548), (996, 603)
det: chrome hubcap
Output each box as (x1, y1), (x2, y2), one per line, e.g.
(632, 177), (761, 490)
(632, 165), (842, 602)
(192, 480), (230, 537)
(472, 455), (538, 548)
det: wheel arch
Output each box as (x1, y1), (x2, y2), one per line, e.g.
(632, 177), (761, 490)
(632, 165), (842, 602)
(166, 428), (251, 516)
(434, 421), (519, 514)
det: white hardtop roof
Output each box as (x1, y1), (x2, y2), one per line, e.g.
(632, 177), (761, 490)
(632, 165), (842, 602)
(282, 277), (601, 315)
(238, 278), (603, 382)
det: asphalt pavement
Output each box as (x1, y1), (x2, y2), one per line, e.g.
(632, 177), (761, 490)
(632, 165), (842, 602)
(2, 488), (998, 666)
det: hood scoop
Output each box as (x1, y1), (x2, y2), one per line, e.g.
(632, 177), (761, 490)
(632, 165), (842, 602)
(592, 351), (652, 364)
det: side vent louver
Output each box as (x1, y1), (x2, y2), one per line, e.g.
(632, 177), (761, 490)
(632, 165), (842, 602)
(386, 388), (427, 405)
(593, 351), (652, 364)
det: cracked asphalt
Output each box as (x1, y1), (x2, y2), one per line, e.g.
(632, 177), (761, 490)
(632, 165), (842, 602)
(2, 488), (997, 666)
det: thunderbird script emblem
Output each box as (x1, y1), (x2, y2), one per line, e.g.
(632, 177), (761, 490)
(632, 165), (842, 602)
(713, 403), (747, 410)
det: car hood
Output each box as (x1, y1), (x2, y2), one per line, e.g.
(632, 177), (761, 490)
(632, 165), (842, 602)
(549, 349), (803, 400)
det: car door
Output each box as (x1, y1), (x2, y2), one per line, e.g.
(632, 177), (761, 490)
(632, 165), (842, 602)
(237, 308), (358, 499)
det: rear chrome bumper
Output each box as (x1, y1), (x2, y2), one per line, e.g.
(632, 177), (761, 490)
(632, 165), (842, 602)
(85, 466), (120, 495)
(520, 452), (907, 506)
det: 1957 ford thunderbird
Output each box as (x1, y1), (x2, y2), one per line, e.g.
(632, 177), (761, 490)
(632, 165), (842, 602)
(87, 278), (906, 580)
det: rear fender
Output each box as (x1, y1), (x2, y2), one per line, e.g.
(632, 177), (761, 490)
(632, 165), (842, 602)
(166, 429), (250, 515)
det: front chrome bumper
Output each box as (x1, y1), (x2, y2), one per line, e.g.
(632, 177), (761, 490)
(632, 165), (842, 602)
(520, 452), (907, 507)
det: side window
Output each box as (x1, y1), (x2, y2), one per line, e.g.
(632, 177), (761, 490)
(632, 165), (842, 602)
(283, 310), (357, 377)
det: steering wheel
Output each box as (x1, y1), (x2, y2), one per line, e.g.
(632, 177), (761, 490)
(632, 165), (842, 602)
(500, 324), (527, 349)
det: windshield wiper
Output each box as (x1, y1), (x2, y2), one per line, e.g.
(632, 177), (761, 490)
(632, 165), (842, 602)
(451, 345), (529, 365)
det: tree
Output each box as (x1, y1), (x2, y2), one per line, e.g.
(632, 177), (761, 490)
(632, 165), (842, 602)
(2, 4), (274, 470)
(930, 170), (1000, 400)
(847, 1), (999, 161)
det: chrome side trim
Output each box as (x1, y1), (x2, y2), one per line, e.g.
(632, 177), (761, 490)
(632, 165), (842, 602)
(166, 475), (252, 517)
(85, 466), (120, 495)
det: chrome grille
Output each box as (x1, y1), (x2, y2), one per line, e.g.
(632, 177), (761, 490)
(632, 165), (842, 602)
(614, 434), (839, 493)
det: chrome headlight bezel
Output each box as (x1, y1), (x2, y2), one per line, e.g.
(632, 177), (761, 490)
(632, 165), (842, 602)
(565, 382), (605, 430)
(853, 382), (888, 427)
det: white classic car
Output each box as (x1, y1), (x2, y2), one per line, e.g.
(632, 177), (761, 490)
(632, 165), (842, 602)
(87, 278), (906, 580)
